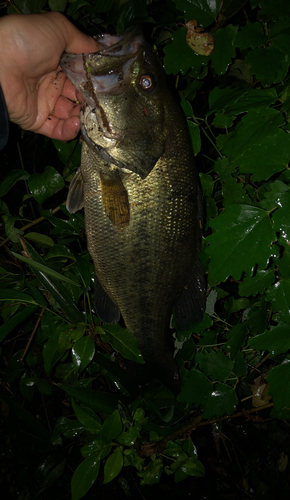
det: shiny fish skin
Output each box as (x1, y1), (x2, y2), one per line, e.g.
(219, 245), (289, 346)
(60, 28), (206, 395)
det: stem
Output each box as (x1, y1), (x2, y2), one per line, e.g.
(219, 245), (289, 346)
(0, 205), (62, 247)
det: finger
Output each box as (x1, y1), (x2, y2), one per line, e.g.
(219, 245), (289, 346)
(36, 115), (81, 141)
(53, 96), (81, 120)
(62, 78), (79, 101)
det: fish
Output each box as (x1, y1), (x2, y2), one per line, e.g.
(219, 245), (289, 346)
(60, 27), (206, 395)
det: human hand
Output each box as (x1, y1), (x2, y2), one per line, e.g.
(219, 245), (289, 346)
(0, 12), (98, 140)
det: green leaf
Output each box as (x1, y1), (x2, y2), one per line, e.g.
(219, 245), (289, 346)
(28, 166), (65, 204)
(102, 410), (122, 444)
(116, 0), (148, 33)
(174, 0), (222, 27)
(11, 239), (84, 324)
(266, 280), (290, 325)
(2, 214), (23, 242)
(100, 325), (144, 363)
(267, 362), (290, 419)
(10, 252), (77, 285)
(72, 399), (102, 433)
(178, 368), (212, 405)
(80, 436), (111, 459)
(203, 382), (238, 418)
(48, 0), (67, 12)
(272, 192), (290, 247)
(224, 323), (247, 359)
(72, 336), (95, 372)
(180, 458), (205, 477)
(246, 47), (285, 86)
(0, 169), (30, 197)
(219, 108), (283, 162)
(138, 458), (163, 485)
(0, 304), (39, 342)
(61, 385), (122, 414)
(211, 25), (237, 75)
(188, 121), (201, 155)
(123, 448), (144, 471)
(116, 426), (140, 446)
(71, 452), (102, 500)
(237, 130), (290, 182)
(208, 86), (247, 115)
(249, 324), (290, 355)
(196, 349), (234, 382)
(67, 0), (90, 15)
(44, 244), (76, 261)
(234, 21), (267, 49)
(206, 205), (276, 284)
(103, 447), (123, 484)
(164, 28), (207, 76)
(0, 289), (37, 304)
(239, 269), (275, 297)
(25, 232), (54, 247)
(0, 392), (50, 442)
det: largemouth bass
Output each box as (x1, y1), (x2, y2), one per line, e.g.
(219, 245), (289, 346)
(60, 28), (206, 395)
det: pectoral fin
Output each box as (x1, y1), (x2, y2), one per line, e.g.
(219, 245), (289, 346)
(174, 257), (206, 331)
(100, 172), (130, 229)
(94, 272), (120, 324)
(66, 168), (84, 214)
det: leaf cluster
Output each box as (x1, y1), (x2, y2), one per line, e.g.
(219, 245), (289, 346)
(1, 0), (290, 498)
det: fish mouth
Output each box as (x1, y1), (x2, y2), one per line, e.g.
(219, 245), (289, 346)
(60, 28), (143, 108)
(60, 28), (144, 165)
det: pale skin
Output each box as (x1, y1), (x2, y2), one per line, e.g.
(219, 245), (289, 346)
(0, 12), (98, 141)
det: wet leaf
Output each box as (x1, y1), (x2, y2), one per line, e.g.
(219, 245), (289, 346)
(72, 399), (102, 433)
(224, 323), (248, 359)
(206, 205), (276, 284)
(196, 349), (234, 382)
(181, 458), (205, 476)
(164, 28), (208, 76)
(0, 304), (39, 342)
(61, 385), (121, 414)
(102, 410), (122, 444)
(25, 232), (54, 247)
(10, 251), (77, 286)
(267, 362), (290, 419)
(239, 269), (275, 297)
(174, 0), (222, 27)
(138, 458), (163, 485)
(203, 382), (238, 418)
(179, 368), (212, 405)
(211, 24), (238, 75)
(28, 166), (65, 204)
(72, 336), (95, 372)
(246, 47), (285, 86)
(234, 21), (267, 49)
(71, 452), (102, 500)
(267, 280), (290, 325)
(48, 0), (66, 12)
(103, 447), (123, 483)
(100, 325), (144, 363)
(0, 168), (30, 197)
(249, 324), (290, 355)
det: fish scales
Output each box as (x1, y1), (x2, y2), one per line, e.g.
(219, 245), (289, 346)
(61, 28), (206, 394)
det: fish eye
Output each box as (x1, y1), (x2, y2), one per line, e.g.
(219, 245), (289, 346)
(139, 75), (154, 91)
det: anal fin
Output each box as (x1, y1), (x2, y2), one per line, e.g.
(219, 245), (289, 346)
(175, 257), (206, 331)
(94, 272), (120, 324)
(66, 168), (84, 214)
